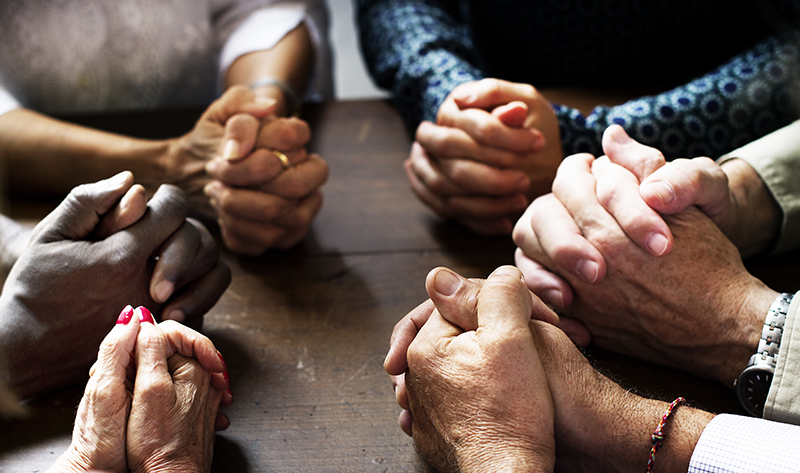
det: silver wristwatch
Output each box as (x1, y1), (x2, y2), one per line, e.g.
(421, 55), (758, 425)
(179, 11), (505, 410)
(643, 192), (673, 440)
(735, 292), (794, 417)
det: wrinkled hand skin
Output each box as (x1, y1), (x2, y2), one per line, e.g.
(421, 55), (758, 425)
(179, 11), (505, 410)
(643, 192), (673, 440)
(127, 320), (224, 473)
(405, 267), (556, 473)
(204, 115), (328, 254)
(49, 308), (141, 473)
(160, 86), (275, 217)
(400, 267), (713, 473)
(518, 201), (775, 385)
(0, 176), (229, 399)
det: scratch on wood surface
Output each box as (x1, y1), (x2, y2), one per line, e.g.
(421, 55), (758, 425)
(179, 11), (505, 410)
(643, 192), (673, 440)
(339, 355), (379, 388)
(296, 346), (316, 382)
(357, 119), (372, 145)
(225, 288), (243, 301)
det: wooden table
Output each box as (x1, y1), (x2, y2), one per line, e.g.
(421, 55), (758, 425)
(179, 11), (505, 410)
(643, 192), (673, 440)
(2, 99), (795, 472)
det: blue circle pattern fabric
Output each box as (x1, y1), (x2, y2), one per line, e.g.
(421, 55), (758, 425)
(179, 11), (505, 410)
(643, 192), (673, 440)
(357, 0), (800, 160)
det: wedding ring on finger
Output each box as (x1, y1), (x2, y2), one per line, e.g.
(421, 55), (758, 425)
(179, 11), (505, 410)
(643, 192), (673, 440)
(272, 149), (291, 170)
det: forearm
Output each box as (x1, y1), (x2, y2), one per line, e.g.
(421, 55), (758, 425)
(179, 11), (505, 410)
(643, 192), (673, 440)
(557, 35), (800, 160)
(557, 387), (714, 473)
(357, 0), (483, 128)
(720, 158), (782, 257)
(719, 120), (800, 256)
(0, 109), (171, 196)
(225, 23), (314, 118)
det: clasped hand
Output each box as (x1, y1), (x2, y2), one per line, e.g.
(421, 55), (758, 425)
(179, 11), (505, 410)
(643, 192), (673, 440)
(51, 306), (231, 473)
(512, 125), (777, 384)
(182, 86), (328, 254)
(0, 172), (230, 398)
(389, 266), (663, 472)
(406, 79), (562, 235)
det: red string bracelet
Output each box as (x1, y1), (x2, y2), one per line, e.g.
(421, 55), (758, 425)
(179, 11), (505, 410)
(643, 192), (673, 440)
(646, 397), (685, 473)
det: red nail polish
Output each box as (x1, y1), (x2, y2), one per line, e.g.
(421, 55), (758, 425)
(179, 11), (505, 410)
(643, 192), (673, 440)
(223, 371), (230, 387)
(116, 305), (134, 325)
(218, 352), (227, 371)
(136, 306), (155, 324)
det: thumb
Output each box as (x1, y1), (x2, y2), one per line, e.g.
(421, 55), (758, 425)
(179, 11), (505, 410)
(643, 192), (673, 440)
(601, 125), (665, 181)
(476, 266), (538, 334)
(132, 307), (174, 397)
(492, 101), (529, 128)
(204, 86), (276, 125)
(34, 171), (135, 242)
(425, 267), (480, 332)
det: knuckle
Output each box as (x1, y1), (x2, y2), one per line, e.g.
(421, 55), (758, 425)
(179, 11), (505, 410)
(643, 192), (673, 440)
(257, 202), (283, 221)
(595, 183), (618, 208)
(138, 376), (172, 399)
(425, 175), (450, 195)
(479, 78), (503, 100)
(473, 120), (495, 143)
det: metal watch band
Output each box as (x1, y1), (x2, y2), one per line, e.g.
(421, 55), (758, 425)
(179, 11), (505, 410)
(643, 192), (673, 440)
(750, 292), (794, 369)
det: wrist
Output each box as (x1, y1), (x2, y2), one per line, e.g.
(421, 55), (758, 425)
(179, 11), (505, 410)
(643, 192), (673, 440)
(720, 158), (781, 257)
(0, 215), (31, 278)
(557, 387), (712, 473)
(717, 282), (780, 387)
(48, 446), (97, 473)
(456, 441), (554, 473)
(250, 82), (293, 118)
(133, 462), (205, 473)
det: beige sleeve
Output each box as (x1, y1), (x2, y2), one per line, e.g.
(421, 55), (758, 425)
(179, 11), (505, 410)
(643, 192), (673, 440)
(765, 292), (800, 424)
(718, 120), (800, 255)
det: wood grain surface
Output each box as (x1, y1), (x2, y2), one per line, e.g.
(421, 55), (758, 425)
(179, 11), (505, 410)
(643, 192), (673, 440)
(3, 99), (794, 472)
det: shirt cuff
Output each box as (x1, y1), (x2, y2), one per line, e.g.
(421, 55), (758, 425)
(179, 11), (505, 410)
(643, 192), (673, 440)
(0, 86), (21, 117)
(717, 120), (800, 255)
(765, 292), (800, 424)
(689, 414), (800, 473)
(218, 2), (333, 101)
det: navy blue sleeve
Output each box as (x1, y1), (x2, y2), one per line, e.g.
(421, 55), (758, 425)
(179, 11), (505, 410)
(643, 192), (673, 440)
(357, 0), (485, 130)
(555, 36), (800, 160)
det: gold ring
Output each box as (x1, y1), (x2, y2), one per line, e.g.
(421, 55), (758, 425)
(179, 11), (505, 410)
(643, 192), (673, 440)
(272, 149), (291, 170)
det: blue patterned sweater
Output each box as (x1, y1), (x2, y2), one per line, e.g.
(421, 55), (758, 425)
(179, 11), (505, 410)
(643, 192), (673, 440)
(357, 0), (800, 159)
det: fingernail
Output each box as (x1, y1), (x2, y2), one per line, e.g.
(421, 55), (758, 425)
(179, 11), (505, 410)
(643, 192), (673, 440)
(646, 232), (669, 256)
(489, 265), (523, 280)
(222, 371), (230, 387)
(433, 269), (461, 296)
(203, 181), (219, 198)
(119, 185), (135, 209)
(542, 289), (564, 309)
(255, 96), (277, 109)
(116, 305), (134, 325)
(218, 352), (227, 371)
(105, 171), (130, 190)
(165, 309), (185, 322)
(453, 89), (476, 103)
(222, 139), (239, 161)
(153, 279), (174, 303)
(383, 348), (392, 369)
(205, 158), (222, 174)
(611, 126), (632, 144)
(576, 259), (600, 283)
(645, 181), (675, 205)
(530, 130), (546, 151)
(136, 306), (155, 324)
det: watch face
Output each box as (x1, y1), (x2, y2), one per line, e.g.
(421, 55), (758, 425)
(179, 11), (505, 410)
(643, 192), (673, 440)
(737, 369), (773, 417)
